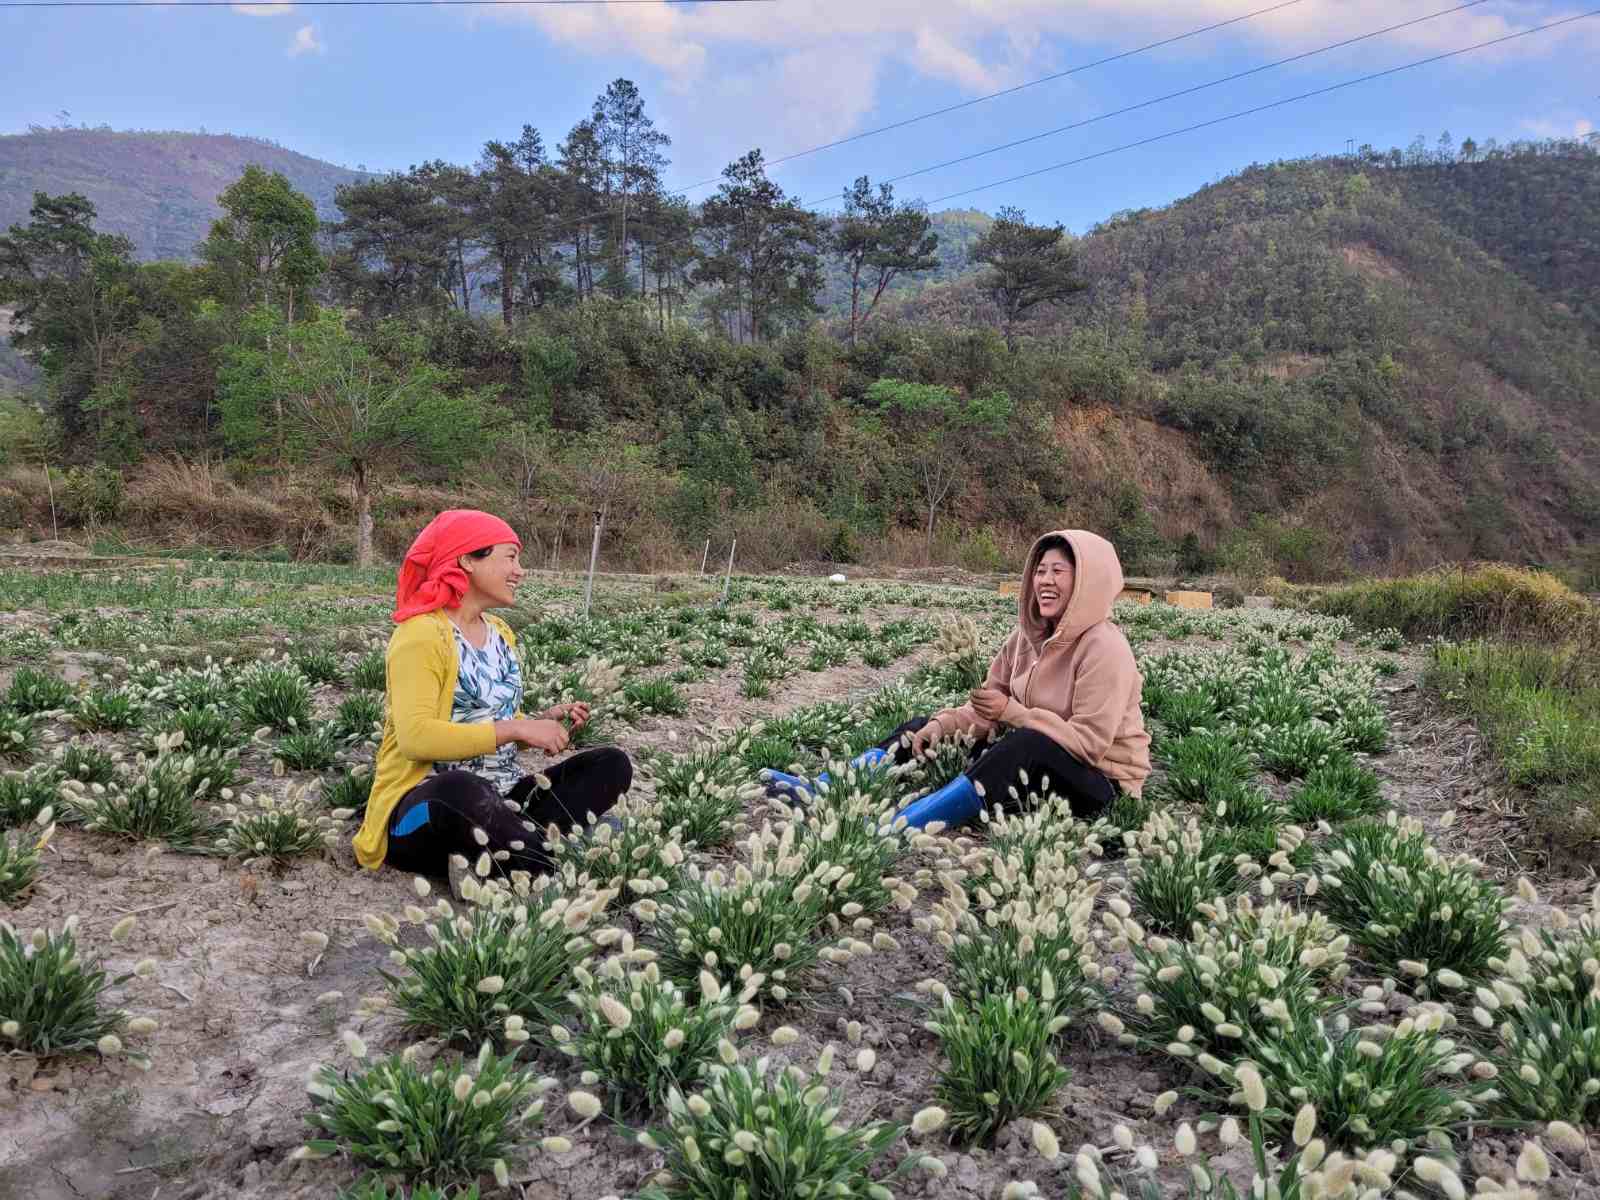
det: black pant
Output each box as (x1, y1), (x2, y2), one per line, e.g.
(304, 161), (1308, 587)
(385, 747), (633, 878)
(882, 717), (1117, 819)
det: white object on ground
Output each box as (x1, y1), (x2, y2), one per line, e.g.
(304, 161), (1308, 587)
(828, 573), (847, 584)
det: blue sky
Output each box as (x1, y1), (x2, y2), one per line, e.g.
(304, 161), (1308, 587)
(2, 0), (1595, 233)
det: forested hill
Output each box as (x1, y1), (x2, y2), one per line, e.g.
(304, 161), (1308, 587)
(0, 129), (365, 261)
(888, 144), (1600, 565)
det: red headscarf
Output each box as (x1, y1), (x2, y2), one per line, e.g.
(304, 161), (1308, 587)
(393, 509), (521, 624)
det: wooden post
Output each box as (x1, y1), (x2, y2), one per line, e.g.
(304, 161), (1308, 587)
(582, 509), (602, 618)
(700, 538), (710, 576)
(721, 538), (737, 605)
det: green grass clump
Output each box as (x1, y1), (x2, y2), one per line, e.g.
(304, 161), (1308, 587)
(929, 991), (1069, 1145)
(648, 861), (835, 1004)
(5, 667), (74, 714)
(72, 685), (145, 732)
(1129, 812), (1242, 937)
(1287, 755), (1384, 824)
(61, 751), (229, 846)
(552, 957), (749, 1116)
(1157, 731), (1256, 807)
(634, 1053), (917, 1200)
(376, 882), (602, 1046)
(290, 644), (343, 685)
(215, 792), (337, 863)
(1312, 817), (1507, 986)
(148, 705), (244, 754)
(333, 692), (384, 742)
(351, 646), (387, 691)
(233, 661), (314, 731)
(300, 1041), (544, 1185)
(339, 1179), (481, 1200)
(0, 709), (40, 764)
(1234, 1008), (1490, 1149)
(54, 742), (121, 785)
(650, 746), (751, 849)
(0, 826), (47, 901)
(1314, 564), (1593, 642)
(1256, 720), (1345, 780)
(321, 765), (373, 812)
(623, 677), (688, 716)
(1481, 921), (1600, 1125)
(0, 918), (148, 1062)
(276, 724), (340, 771)
(0, 766), (62, 828)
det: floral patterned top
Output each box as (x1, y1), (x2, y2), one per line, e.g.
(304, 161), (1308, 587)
(433, 621), (523, 795)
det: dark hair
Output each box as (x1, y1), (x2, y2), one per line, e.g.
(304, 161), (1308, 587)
(464, 545), (497, 560)
(1034, 535), (1074, 565)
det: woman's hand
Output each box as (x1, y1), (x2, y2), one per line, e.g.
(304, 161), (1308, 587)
(511, 718), (571, 755)
(910, 721), (943, 757)
(969, 686), (1009, 722)
(542, 702), (591, 730)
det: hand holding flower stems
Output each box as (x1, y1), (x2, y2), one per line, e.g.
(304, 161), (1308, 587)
(542, 701), (591, 730)
(969, 685), (1008, 722)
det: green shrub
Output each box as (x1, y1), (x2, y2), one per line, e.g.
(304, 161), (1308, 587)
(72, 685), (145, 732)
(5, 666), (73, 714)
(929, 991), (1069, 1145)
(1314, 564), (1594, 642)
(321, 765), (373, 812)
(276, 724), (339, 771)
(634, 1053), (917, 1200)
(623, 677), (688, 716)
(0, 917), (151, 1063)
(552, 957), (750, 1116)
(300, 1041), (545, 1185)
(334, 692), (384, 742)
(1157, 731), (1256, 806)
(60, 465), (125, 525)
(1288, 756), (1383, 824)
(234, 662), (314, 731)
(650, 746), (752, 849)
(1312, 817), (1507, 985)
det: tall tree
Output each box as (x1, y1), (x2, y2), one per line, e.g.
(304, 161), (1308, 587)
(832, 176), (940, 344)
(0, 192), (142, 457)
(637, 192), (697, 329)
(968, 206), (1087, 351)
(218, 308), (486, 565)
(473, 127), (563, 325)
(696, 150), (824, 343)
(199, 166), (324, 321)
(589, 79), (671, 299)
(557, 120), (607, 304)
(329, 172), (456, 318)
(413, 160), (481, 314)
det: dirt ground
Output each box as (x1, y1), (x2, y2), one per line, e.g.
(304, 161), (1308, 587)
(1, 589), (1598, 1200)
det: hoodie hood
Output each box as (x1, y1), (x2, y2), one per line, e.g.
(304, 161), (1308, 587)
(1019, 529), (1125, 647)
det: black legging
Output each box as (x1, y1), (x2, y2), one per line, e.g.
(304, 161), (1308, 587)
(882, 717), (1117, 819)
(385, 747), (633, 878)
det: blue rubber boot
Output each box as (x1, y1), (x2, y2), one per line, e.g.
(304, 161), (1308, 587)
(895, 773), (981, 831)
(762, 747), (890, 800)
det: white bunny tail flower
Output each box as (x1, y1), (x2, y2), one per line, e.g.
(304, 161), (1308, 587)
(1032, 1121), (1060, 1161)
(568, 1090), (603, 1119)
(341, 1031), (368, 1060)
(911, 1106), (947, 1135)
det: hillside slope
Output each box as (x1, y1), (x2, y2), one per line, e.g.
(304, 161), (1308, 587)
(0, 129), (364, 261)
(890, 149), (1600, 567)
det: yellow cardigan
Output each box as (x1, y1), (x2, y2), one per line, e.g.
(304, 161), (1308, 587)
(352, 610), (522, 870)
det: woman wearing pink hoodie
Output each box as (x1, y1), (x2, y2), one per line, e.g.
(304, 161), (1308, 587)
(765, 529), (1151, 829)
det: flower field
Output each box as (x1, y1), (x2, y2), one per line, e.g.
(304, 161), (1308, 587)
(0, 560), (1596, 1200)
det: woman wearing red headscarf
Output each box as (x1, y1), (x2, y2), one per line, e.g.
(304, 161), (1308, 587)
(352, 510), (632, 891)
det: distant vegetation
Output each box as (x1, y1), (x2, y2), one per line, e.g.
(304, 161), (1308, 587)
(1, 97), (1597, 580)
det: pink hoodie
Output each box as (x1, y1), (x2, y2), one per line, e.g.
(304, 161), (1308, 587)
(930, 529), (1152, 797)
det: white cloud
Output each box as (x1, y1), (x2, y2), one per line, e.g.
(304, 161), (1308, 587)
(1521, 114), (1596, 138)
(288, 23), (325, 57)
(496, 0), (1595, 156)
(232, 2), (292, 15)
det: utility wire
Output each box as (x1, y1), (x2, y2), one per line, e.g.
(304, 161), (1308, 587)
(669, 0), (1324, 192)
(922, 6), (1600, 206)
(3, 0), (768, 8)
(870, 0), (1495, 192)
(572, 5), (1595, 280)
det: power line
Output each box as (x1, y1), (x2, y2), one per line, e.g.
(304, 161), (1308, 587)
(868, 0), (1495, 193)
(3, 0), (768, 7)
(667, 0), (1324, 193)
(921, 7), (1600, 206)
(457, 0), (1336, 252)
(573, 5), (1595, 280)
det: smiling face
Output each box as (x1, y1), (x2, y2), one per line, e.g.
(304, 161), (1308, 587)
(460, 542), (524, 609)
(1032, 546), (1075, 626)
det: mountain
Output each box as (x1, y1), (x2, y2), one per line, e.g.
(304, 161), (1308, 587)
(886, 144), (1600, 568)
(0, 129), (366, 262)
